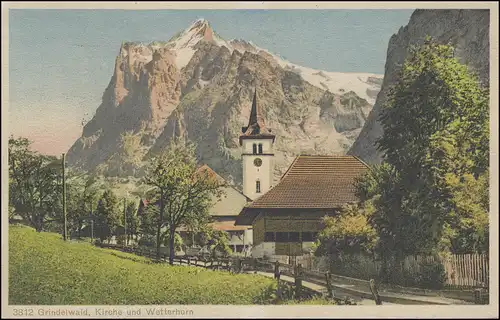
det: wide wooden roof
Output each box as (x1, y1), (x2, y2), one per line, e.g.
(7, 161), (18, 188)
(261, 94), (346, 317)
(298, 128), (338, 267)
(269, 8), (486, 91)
(235, 155), (370, 225)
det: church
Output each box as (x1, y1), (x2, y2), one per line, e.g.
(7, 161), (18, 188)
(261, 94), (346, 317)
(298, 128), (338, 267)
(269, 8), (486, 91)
(137, 87), (369, 258)
(234, 88), (370, 258)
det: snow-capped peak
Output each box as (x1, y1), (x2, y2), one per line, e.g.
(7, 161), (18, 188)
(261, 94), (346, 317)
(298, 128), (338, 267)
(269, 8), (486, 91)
(223, 39), (383, 104)
(162, 18), (231, 69)
(118, 19), (383, 102)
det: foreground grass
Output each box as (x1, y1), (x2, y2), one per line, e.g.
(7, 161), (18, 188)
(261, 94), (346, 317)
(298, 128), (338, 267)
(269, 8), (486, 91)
(9, 225), (277, 305)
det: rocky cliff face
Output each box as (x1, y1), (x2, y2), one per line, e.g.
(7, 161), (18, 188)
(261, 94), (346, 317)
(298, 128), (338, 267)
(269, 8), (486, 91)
(348, 9), (490, 164)
(67, 19), (383, 187)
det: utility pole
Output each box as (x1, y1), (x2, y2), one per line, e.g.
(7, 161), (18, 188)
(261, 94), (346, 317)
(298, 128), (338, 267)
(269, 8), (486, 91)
(62, 153), (67, 241)
(123, 197), (127, 246)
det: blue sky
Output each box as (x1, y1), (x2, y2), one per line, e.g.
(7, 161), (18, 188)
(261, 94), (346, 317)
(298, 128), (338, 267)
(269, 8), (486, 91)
(8, 9), (414, 155)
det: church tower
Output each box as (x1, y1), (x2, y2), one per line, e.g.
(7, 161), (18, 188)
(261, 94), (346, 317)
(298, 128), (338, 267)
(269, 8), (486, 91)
(239, 89), (275, 200)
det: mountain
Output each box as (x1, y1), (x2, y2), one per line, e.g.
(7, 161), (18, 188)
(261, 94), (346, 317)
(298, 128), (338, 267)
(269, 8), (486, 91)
(348, 9), (490, 165)
(67, 19), (383, 187)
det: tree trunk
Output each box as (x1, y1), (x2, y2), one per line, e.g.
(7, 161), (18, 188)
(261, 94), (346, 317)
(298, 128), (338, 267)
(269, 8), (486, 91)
(35, 214), (43, 232)
(156, 188), (164, 260)
(169, 224), (175, 265)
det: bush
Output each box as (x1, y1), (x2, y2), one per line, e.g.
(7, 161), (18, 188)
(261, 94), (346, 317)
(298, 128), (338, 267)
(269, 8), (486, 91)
(380, 258), (447, 290)
(253, 283), (278, 304)
(413, 261), (447, 290)
(116, 235), (126, 246)
(138, 234), (156, 247)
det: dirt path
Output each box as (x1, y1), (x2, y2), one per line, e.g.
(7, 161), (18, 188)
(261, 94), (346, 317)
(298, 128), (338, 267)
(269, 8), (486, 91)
(252, 271), (471, 305)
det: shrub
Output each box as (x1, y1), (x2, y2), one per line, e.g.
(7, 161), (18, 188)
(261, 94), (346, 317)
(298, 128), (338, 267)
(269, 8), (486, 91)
(253, 283), (278, 304)
(379, 257), (447, 290)
(116, 235), (126, 246)
(413, 261), (447, 290)
(138, 234), (156, 247)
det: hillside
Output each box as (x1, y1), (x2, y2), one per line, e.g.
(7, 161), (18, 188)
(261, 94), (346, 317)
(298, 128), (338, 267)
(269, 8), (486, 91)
(66, 19), (383, 187)
(348, 9), (490, 164)
(8, 225), (278, 305)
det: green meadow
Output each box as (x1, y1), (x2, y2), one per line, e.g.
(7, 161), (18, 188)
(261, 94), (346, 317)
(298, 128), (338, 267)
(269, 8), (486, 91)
(9, 225), (280, 305)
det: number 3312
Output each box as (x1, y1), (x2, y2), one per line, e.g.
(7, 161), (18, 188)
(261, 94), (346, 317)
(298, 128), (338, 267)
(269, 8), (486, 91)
(13, 309), (34, 316)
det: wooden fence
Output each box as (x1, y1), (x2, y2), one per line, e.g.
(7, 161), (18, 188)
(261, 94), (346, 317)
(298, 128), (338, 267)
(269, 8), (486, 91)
(297, 253), (489, 289)
(97, 243), (488, 305)
(97, 243), (356, 303)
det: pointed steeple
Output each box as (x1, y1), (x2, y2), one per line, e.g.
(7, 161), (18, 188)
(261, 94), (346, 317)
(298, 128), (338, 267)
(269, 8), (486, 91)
(245, 88), (265, 132)
(239, 85), (275, 146)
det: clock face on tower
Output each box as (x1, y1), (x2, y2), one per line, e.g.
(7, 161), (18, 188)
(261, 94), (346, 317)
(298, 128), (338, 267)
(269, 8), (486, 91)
(254, 158), (262, 167)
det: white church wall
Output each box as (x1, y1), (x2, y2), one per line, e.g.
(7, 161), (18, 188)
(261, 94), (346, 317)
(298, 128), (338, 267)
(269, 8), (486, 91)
(242, 139), (274, 200)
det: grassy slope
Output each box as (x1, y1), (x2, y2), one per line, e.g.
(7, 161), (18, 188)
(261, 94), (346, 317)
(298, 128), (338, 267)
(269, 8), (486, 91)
(8, 225), (277, 305)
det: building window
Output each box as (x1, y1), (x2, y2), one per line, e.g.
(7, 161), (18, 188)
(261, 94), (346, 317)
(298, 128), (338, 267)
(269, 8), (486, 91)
(258, 143), (263, 154)
(312, 232), (319, 242)
(256, 180), (261, 193)
(301, 232), (313, 242)
(264, 232), (275, 242)
(289, 232), (300, 242)
(252, 143), (257, 154)
(275, 232), (289, 242)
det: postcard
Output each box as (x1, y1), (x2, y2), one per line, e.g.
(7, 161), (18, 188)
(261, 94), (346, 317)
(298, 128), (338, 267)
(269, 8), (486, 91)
(2, 1), (498, 318)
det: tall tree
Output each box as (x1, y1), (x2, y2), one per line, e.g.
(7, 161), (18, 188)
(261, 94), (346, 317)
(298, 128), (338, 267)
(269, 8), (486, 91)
(143, 137), (224, 264)
(372, 37), (489, 256)
(66, 173), (99, 238)
(8, 136), (62, 232)
(95, 189), (121, 242)
(121, 199), (140, 245)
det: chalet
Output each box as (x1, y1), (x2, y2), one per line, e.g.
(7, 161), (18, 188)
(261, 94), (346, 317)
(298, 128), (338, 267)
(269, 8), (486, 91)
(234, 155), (370, 258)
(233, 88), (370, 258)
(137, 165), (253, 253)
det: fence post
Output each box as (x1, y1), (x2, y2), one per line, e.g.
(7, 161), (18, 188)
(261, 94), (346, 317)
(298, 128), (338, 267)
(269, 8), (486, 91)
(325, 271), (334, 299)
(276, 279), (283, 301)
(187, 257), (191, 266)
(236, 257), (241, 273)
(473, 288), (483, 304)
(369, 279), (382, 305)
(295, 264), (303, 299)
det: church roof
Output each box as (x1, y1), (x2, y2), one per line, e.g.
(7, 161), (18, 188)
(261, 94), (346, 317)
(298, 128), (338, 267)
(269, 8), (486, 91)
(196, 164), (227, 185)
(239, 89), (275, 145)
(235, 155), (370, 225)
